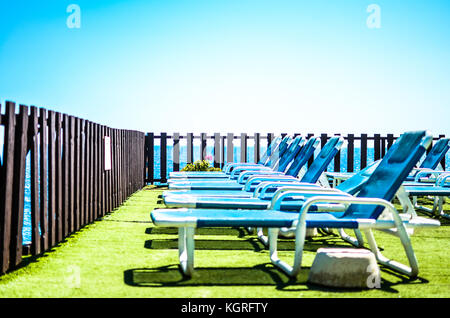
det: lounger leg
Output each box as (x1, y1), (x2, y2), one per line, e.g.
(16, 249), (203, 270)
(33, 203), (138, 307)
(363, 228), (418, 278)
(338, 228), (364, 247)
(178, 227), (195, 277)
(437, 196), (450, 219)
(268, 228), (301, 277)
(257, 227), (269, 246)
(396, 187), (417, 217)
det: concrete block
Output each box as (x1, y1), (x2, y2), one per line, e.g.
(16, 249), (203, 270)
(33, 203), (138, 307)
(307, 248), (380, 289)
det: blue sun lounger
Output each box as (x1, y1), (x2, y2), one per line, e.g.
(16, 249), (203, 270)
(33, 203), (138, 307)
(163, 136), (342, 200)
(404, 137), (449, 183)
(327, 137), (450, 187)
(168, 135), (305, 187)
(168, 135), (290, 180)
(164, 160), (381, 210)
(151, 131), (440, 278)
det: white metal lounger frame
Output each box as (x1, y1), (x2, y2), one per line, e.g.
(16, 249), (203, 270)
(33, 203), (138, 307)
(268, 191), (439, 278)
(396, 172), (450, 220)
(251, 185), (364, 248)
(172, 190), (439, 278)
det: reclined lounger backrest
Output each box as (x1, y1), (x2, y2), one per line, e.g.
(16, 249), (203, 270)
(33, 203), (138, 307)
(275, 136), (305, 172)
(258, 136), (282, 166)
(299, 136), (344, 184)
(284, 137), (320, 177)
(336, 160), (381, 195)
(344, 131), (432, 219)
(419, 138), (450, 169)
(265, 135), (291, 169)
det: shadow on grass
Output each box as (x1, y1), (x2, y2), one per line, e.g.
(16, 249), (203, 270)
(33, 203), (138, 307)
(124, 264), (312, 290)
(145, 233), (352, 253)
(123, 264), (422, 294)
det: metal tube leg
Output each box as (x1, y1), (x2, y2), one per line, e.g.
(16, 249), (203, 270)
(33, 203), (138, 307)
(178, 227), (195, 276)
(268, 228), (296, 277)
(257, 227), (269, 246)
(363, 228), (418, 278)
(338, 228), (364, 247)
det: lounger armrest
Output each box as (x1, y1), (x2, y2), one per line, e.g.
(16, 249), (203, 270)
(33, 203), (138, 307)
(296, 195), (404, 229)
(436, 172), (450, 186)
(255, 182), (323, 199)
(229, 166), (272, 179)
(244, 175), (298, 191)
(224, 163), (263, 174)
(237, 170), (285, 184)
(414, 168), (443, 182)
(269, 187), (349, 209)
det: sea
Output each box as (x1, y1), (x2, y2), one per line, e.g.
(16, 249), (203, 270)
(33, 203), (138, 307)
(9, 145), (450, 245)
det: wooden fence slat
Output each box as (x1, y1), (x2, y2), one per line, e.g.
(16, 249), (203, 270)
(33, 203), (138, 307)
(29, 107), (41, 255)
(227, 133), (234, 163)
(320, 134), (328, 172)
(439, 134), (446, 169)
(160, 132), (167, 183)
(0, 102), (16, 273)
(213, 133), (220, 168)
(68, 116), (75, 233)
(39, 108), (49, 250)
(240, 133), (247, 163)
(173, 133), (180, 172)
(186, 133), (193, 164)
(374, 133), (381, 161)
(47, 111), (56, 247)
(62, 114), (70, 238)
(334, 134), (341, 172)
(148, 133), (154, 183)
(55, 113), (63, 242)
(254, 133), (260, 164)
(79, 119), (86, 226)
(347, 134), (354, 172)
(200, 133), (207, 161)
(10, 105), (28, 267)
(360, 133), (368, 170)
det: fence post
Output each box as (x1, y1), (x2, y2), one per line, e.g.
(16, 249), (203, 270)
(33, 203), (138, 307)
(240, 133), (247, 163)
(254, 133), (260, 164)
(347, 134), (354, 172)
(0, 102), (16, 273)
(173, 133), (180, 172)
(29, 107), (41, 255)
(360, 134), (368, 169)
(374, 133), (381, 161)
(160, 132), (167, 183)
(200, 132), (207, 161)
(334, 133), (341, 172)
(227, 133), (234, 163)
(40, 108), (50, 249)
(439, 134), (446, 170)
(10, 105), (28, 267)
(214, 133), (221, 168)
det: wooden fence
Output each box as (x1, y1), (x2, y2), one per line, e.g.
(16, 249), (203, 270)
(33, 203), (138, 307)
(144, 132), (447, 184)
(0, 101), (145, 274)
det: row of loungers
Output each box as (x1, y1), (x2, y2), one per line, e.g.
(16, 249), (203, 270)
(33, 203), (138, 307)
(150, 131), (449, 279)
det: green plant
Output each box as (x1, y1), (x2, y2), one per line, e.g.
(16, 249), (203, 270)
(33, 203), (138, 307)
(181, 160), (222, 172)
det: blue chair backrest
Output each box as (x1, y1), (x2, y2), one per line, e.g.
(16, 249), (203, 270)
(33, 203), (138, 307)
(267, 136), (291, 169)
(258, 136), (282, 165)
(276, 136), (305, 172)
(419, 138), (450, 169)
(336, 160), (381, 195)
(300, 136), (344, 183)
(344, 131), (432, 219)
(285, 137), (320, 177)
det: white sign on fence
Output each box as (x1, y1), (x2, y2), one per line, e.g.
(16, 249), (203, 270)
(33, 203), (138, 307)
(104, 136), (112, 170)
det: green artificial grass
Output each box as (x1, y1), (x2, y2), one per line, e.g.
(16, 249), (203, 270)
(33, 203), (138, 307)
(0, 186), (449, 298)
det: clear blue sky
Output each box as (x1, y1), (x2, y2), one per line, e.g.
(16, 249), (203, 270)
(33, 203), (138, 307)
(1, 0), (449, 136)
